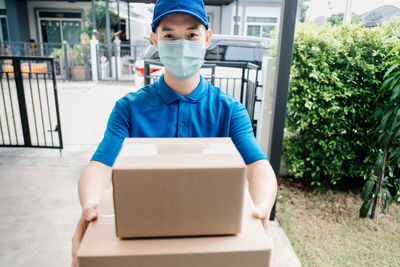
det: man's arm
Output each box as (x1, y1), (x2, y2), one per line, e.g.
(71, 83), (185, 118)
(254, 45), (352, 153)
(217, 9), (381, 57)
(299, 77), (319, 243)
(78, 160), (113, 208)
(71, 161), (112, 267)
(246, 159), (278, 231)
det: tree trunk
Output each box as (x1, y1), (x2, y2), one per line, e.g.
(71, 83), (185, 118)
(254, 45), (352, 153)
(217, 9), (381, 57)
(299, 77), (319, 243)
(376, 147), (388, 220)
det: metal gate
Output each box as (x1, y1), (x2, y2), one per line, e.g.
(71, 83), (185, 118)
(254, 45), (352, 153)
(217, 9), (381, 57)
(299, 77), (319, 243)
(0, 56), (63, 150)
(96, 41), (149, 81)
(0, 42), (92, 81)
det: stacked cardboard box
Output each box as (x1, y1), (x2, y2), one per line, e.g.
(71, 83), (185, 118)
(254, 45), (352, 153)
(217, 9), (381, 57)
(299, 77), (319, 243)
(78, 189), (272, 267)
(77, 138), (272, 266)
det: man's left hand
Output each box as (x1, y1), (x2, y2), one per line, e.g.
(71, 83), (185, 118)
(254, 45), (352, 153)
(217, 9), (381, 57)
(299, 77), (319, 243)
(253, 204), (271, 234)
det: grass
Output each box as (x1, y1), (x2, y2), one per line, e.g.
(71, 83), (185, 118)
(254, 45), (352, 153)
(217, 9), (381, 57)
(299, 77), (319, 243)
(276, 178), (400, 267)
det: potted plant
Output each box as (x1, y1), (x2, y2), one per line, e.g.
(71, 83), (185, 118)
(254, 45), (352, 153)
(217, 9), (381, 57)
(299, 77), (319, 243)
(68, 40), (92, 81)
(52, 39), (91, 81)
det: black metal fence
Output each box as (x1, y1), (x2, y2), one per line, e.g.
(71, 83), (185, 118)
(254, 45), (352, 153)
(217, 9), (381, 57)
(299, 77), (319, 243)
(0, 41), (91, 81)
(144, 60), (262, 134)
(0, 56), (63, 150)
(0, 40), (152, 82)
(97, 40), (149, 81)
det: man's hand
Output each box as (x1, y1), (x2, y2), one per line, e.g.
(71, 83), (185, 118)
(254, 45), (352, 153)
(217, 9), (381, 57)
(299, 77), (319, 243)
(246, 159), (277, 235)
(72, 161), (112, 266)
(71, 204), (98, 267)
(253, 204), (271, 234)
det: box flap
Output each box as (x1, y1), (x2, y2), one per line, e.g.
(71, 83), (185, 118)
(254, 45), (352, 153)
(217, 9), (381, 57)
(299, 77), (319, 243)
(113, 138), (245, 170)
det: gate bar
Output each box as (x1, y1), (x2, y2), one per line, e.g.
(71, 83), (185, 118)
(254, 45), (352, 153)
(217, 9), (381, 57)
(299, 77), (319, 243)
(50, 58), (64, 150)
(12, 57), (31, 146)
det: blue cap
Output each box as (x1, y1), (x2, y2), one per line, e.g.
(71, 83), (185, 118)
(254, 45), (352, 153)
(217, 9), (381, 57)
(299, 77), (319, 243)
(151, 0), (209, 32)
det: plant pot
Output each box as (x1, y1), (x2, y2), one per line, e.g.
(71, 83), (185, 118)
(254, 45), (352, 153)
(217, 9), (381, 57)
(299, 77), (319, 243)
(70, 66), (86, 80)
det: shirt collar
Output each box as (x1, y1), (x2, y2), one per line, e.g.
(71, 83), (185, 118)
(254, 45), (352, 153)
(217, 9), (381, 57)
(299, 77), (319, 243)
(157, 74), (208, 104)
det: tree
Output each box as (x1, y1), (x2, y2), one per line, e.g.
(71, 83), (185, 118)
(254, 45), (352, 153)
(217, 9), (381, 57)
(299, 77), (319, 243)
(360, 44), (400, 218)
(327, 13), (344, 26)
(300, 3), (309, 23)
(84, 0), (120, 43)
(351, 14), (362, 24)
(327, 12), (362, 26)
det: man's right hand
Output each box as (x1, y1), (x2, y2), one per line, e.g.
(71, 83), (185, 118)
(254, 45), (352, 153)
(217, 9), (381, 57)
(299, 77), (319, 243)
(71, 204), (98, 267)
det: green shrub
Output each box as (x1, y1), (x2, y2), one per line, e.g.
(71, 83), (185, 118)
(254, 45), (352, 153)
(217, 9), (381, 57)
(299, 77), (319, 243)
(283, 21), (400, 189)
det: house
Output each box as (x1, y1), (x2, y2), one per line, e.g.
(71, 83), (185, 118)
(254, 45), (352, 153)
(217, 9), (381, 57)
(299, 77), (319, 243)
(218, 0), (300, 37)
(1, 0), (302, 44)
(311, 5), (400, 27)
(361, 5), (400, 27)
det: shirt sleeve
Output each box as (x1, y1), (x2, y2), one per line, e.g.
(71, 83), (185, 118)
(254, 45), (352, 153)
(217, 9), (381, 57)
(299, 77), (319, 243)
(91, 98), (131, 166)
(229, 100), (268, 165)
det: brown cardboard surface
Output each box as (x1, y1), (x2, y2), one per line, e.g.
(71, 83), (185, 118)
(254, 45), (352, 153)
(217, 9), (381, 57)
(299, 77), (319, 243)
(112, 138), (246, 238)
(77, 191), (272, 267)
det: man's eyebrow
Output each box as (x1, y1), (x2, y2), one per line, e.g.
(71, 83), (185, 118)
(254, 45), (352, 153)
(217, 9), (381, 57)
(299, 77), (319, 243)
(160, 25), (200, 31)
(160, 27), (174, 32)
(186, 25), (200, 30)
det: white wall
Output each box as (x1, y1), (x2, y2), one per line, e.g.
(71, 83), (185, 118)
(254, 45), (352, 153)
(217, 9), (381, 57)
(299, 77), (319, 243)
(245, 6), (280, 19)
(27, 1), (90, 42)
(220, 1), (282, 35)
(0, 0), (5, 9)
(205, 5), (221, 34)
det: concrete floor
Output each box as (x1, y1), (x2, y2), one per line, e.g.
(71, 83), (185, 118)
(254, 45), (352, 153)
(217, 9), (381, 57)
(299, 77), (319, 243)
(0, 146), (92, 266)
(0, 81), (301, 267)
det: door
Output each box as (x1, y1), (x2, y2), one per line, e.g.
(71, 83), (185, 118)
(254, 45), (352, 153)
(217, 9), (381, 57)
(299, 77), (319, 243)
(40, 19), (82, 45)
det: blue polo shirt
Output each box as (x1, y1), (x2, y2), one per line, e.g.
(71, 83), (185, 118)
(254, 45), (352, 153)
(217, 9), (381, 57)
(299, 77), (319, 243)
(91, 74), (267, 166)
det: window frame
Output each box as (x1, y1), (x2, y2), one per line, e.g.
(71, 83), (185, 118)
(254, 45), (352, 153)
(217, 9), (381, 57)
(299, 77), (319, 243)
(0, 9), (10, 42)
(245, 16), (278, 37)
(35, 8), (83, 44)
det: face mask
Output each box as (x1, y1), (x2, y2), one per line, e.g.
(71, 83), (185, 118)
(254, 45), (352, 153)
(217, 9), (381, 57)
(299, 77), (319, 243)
(157, 39), (205, 80)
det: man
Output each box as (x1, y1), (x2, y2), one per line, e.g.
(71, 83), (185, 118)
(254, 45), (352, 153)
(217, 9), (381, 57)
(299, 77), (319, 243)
(71, 0), (277, 266)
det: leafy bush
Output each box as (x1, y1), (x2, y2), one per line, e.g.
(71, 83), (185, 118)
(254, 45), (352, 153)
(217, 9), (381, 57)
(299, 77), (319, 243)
(283, 21), (400, 190)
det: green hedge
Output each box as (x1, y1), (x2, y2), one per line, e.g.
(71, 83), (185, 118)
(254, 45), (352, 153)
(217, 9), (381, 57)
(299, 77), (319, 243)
(283, 21), (400, 189)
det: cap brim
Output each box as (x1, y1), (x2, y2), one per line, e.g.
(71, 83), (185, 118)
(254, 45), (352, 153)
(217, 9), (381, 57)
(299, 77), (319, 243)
(151, 9), (209, 32)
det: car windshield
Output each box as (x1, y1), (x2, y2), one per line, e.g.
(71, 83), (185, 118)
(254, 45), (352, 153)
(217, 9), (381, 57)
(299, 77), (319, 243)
(224, 46), (255, 61)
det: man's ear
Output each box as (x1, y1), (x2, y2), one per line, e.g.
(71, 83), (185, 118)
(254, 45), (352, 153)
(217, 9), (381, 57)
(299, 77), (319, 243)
(150, 32), (158, 49)
(205, 29), (212, 49)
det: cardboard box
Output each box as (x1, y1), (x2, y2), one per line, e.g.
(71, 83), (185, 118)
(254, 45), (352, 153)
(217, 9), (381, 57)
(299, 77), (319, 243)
(77, 190), (272, 267)
(112, 138), (246, 238)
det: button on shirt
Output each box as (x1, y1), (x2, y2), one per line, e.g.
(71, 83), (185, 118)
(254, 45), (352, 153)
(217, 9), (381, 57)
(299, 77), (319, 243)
(91, 74), (267, 166)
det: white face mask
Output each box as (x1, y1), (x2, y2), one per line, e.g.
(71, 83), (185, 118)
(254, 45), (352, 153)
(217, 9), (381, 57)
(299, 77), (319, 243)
(157, 39), (205, 80)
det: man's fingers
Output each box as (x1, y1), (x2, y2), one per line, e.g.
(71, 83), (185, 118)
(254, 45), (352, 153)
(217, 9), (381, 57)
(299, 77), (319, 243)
(72, 218), (84, 242)
(71, 218), (85, 267)
(85, 210), (98, 221)
(82, 205), (98, 222)
(253, 206), (267, 219)
(251, 208), (272, 235)
(253, 210), (261, 218)
(263, 221), (271, 235)
(71, 206), (98, 267)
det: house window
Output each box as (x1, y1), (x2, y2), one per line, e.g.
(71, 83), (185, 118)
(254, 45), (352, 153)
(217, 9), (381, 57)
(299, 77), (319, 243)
(232, 16), (241, 35)
(0, 9), (9, 42)
(38, 11), (83, 45)
(207, 13), (213, 32)
(246, 16), (277, 37)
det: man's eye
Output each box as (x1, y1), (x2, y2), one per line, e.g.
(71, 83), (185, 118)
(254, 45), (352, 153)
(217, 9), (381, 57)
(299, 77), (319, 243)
(164, 34), (173, 38)
(188, 33), (198, 38)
